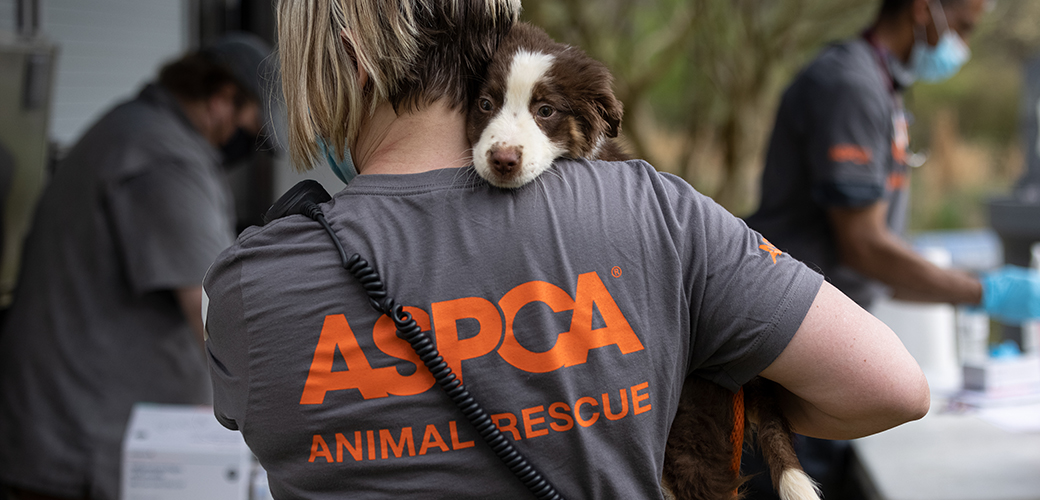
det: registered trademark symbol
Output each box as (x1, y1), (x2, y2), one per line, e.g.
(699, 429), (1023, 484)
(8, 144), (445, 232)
(611, 266), (623, 278)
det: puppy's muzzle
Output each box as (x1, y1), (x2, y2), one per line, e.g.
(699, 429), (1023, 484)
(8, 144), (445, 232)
(488, 144), (523, 179)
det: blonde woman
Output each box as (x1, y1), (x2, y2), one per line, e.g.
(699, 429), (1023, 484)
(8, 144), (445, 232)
(203, 1), (929, 498)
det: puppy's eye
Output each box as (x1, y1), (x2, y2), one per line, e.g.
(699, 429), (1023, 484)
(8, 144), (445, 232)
(479, 98), (493, 112)
(537, 105), (555, 118)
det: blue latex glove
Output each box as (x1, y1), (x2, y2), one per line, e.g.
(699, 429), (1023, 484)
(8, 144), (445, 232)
(981, 265), (1040, 324)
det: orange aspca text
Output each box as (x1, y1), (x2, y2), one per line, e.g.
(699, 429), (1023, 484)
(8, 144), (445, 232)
(300, 271), (644, 404)
(758, 238), (783, 264)
(307, 381), (652, 463)
(309, 420), (474, 463)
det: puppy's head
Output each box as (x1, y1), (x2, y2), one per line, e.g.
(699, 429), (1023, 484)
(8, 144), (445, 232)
(467, 23), (623, 188)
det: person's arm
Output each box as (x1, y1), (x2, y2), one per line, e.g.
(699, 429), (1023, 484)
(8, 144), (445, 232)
(759, 280), (930, 440)
(176, 286), (206, 348)
(828, 201), (983, 305)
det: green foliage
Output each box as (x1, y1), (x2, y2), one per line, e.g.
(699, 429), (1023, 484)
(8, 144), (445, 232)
(903, 0), (1040, 231)
(909, 172), (994, 230)
(907, 39), (1025, 149)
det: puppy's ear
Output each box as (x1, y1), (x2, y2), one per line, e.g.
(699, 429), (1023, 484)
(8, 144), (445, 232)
(598, 92), (623, 138)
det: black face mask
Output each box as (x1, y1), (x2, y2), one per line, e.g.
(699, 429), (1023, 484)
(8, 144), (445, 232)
(221, 128), (259, 167)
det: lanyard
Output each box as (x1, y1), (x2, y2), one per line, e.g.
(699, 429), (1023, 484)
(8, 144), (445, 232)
(862, 29), (899, 98)
(861, 30), (910, 169)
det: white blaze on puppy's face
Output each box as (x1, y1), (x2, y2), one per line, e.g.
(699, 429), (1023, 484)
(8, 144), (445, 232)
(473, 50), (565, 188)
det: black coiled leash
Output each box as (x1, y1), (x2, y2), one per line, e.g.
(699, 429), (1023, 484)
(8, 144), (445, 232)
(264, 181), (565, 500)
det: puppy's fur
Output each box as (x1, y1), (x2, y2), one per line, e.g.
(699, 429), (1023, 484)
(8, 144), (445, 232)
(466, 22), (627, 188)
(664, 378), (821, 500)
(468, 22), (820, 500)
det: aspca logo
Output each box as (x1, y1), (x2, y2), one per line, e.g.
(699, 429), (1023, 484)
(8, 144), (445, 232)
(300, 271), (644, 404)
(759, 238), (782, 264)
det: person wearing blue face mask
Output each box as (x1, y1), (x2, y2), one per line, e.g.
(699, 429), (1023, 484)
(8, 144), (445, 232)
(749, 0), (989, 313)
(743, 0), (1040, 498)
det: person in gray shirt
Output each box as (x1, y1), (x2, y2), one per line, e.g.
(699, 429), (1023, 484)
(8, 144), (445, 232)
(747, 0), (992, 311)
(203, 1), (930, 498)
(744, 0), (1003, 497)
(0, 35), (268, 500)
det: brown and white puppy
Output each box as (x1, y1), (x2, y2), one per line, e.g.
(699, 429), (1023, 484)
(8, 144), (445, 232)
(664, 378), (821, 500)
(467, 22), (820, 500)
(466, 22), (627, 188)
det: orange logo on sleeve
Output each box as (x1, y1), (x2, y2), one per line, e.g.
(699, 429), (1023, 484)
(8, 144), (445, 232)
(829, 144), (872, 165)
(759, 238), (782, 264)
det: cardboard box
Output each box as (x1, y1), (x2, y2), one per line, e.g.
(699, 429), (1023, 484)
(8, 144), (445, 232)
(121, 403), (253, 500)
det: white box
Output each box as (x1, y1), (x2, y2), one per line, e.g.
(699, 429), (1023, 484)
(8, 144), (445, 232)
(121, 403), (253, 500)
(251, 466), (274, 500)
(963, 355), (1040, 398)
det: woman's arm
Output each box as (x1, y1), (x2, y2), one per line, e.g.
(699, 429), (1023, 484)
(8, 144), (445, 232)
(759, 280), (930, 440)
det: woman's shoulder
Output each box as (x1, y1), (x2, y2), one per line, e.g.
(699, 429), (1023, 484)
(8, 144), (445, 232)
(206, 210), (337, 283)
(553, 157), (708, 203)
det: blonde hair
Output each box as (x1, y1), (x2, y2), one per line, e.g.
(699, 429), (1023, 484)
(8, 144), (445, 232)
(277, 0), (521, 170)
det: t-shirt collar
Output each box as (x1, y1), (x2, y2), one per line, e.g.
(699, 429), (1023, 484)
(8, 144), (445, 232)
(884, 51), (916, 91)
(862, 29), (916, 92)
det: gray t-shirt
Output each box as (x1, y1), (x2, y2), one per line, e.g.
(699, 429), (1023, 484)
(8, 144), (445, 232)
(0, 84), (235, 499)
(205, 160), (822, 499)
(746, 37), (910, 308)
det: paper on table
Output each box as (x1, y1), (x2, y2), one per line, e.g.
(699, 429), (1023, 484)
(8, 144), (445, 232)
(977, 402), (1040, 433)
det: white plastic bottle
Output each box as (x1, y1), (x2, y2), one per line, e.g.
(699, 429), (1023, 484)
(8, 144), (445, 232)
(1023, 243), (1040, 355)
(957, 306), (990, 367)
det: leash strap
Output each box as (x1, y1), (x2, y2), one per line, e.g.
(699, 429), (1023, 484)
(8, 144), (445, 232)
(730, 387), (745, 475)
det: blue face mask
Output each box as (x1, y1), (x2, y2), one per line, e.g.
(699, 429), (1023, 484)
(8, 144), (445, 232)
(910, 1), (971, 83)
(317, 137), (357, 184)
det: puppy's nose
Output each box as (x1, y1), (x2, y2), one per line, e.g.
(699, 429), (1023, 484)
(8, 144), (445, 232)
(489, 146), (522, 176)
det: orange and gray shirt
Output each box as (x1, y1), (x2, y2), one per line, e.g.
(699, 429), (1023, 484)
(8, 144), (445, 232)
(747, 36), (911, 308)
(204, 160), (823, 499)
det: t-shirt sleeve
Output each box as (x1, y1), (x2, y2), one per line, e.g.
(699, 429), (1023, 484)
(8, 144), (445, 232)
(662, 174), (824, 391)
(804, 76), (892, 208)
(105, 160), (235, 295)
(203, 243), (250, 430)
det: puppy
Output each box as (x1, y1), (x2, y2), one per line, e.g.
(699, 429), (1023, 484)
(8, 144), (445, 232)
(468, 22), (819, 500)
(663, 378), (821, 500)
(466, 22), (627, 188)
